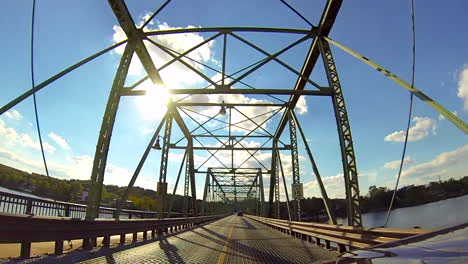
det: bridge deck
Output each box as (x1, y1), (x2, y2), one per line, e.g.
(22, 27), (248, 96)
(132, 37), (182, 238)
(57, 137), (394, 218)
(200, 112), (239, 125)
(27, 215), (339, 264)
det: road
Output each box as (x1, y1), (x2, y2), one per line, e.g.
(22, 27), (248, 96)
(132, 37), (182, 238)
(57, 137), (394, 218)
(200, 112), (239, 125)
(19, 215), (339, 264)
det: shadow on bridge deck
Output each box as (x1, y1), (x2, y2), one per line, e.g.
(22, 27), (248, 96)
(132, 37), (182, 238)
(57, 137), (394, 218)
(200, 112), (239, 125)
(10, 215), (339, 264)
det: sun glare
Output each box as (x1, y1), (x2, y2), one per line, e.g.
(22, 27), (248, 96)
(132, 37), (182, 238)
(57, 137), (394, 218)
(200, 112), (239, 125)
(135, 84), (169, 120)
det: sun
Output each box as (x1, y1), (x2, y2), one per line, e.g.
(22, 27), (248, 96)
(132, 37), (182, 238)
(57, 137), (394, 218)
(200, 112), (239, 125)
(135, 83), (169, 120)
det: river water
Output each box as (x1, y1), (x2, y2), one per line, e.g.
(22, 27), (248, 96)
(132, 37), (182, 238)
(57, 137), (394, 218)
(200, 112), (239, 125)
(337, 194), (468, 229)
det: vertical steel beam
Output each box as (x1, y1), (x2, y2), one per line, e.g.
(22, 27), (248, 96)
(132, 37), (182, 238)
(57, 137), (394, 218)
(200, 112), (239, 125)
(85, 43), (134, 220)
(157, 114), (173, 218)
(274, 142), (281, 219)
(319, 38), (362, 227)
(268, 140), (278, 218)
(183, 142), (196, 217)
(288, 110), (302, 221)
(277, 149), (292, 222)
(159, 114), (173, 183)
(183, 149), (190, 217)
(202, 170), (210, 215)
(258, 169), (265, 216)
(188, 143), (197, 216)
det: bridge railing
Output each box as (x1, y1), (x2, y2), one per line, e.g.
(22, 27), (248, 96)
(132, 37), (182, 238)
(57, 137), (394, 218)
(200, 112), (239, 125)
(246, 215), (433, 252)
(0, 190), (181, 219)
(0, 212), (225, 259)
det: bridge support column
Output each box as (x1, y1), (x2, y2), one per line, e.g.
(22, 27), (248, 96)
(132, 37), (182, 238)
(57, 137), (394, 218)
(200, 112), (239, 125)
(157, 114), (173, 219)
(202, 170), (210, 215)
(85, 44), (134, 220)
(20, 242), (31, 259)
(288, 110), (303, 221)
(183, 142), (196, 217)
(54, 240), (63, 255)
(319, 38), (362, 227)
(83, 238), (92, 250)
(268, 140), (277, 218)
(102, 236), (110, 247)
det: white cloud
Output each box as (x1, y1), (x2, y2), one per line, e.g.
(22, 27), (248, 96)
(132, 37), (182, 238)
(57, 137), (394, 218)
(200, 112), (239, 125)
(48, 132), (70, 150)
(457, 65), (468, 110)
(401, 144), (468, 181)
(438, 111), (458, 121)
(0, 119), (55, 153)
(296, 96), (308, 115)
(384, 156), (415, 169)
(20, 134), (56, 153)
(5, 110), (22, 120)
(303, 174), (345, 199)
(112, 21), (214, 89)
(384, 116), (437, 142)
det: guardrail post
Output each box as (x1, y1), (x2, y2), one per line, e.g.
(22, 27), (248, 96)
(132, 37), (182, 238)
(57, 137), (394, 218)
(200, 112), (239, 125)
(54, 240), (63, 255)
(102, 236), (110, 247)
(143, 231), (148, 240)
(338, 244), (346, 253)
(120, 234), (126, 244)
(25, 200), (33, 215)
(151, 230), (156, 238)
(316, 237), (321, 246)
(83, 238), (91, 250)
(64, 205), (71, 217)
(20, 242), (31, 259)
(128, 212), (132, 219)
(325, 240), (330, 249)
(133, 232), (138, 241)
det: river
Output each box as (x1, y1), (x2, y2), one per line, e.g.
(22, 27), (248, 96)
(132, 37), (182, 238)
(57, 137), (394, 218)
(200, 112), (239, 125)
(337, 194), (468, 229)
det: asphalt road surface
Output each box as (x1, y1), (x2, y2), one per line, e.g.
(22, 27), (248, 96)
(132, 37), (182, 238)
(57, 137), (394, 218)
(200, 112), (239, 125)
(15, 215), (339, 264)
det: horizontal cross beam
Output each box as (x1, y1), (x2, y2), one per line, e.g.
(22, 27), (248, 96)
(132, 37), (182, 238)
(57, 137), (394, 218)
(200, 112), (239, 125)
(145, 27), (316, 36)
(120, 88), (332, 96)
(193, 135), (272, 138)
(174, 103), (287, 107)
(169, 145), (291, 151)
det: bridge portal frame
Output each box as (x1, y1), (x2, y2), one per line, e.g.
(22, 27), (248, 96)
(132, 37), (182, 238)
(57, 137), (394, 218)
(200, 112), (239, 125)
(5, 0), (465, 229)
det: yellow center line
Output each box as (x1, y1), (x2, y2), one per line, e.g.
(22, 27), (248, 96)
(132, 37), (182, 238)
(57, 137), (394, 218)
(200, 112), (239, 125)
(217, 216), (235, 264)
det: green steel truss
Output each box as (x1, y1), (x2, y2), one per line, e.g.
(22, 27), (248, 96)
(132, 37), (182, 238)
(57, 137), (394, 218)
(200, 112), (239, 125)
(2, 0), (466, 229)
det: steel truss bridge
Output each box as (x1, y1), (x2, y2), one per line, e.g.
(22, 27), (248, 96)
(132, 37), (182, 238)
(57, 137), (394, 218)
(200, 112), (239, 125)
(0, 0), (467, 262)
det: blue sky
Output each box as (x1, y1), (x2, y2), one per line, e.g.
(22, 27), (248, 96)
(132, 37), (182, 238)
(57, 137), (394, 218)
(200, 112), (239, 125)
(0, 0), (467, 200)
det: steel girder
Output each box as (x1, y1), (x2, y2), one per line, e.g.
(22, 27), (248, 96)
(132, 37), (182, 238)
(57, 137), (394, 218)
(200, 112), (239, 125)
(85, 44), (134, 220)
(157, 114), (173, 218)
(273, 141), (281, 219)
(0, 0), (464, 228)
(319, 39), (362, 227)
(288, 111), (302, 221)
